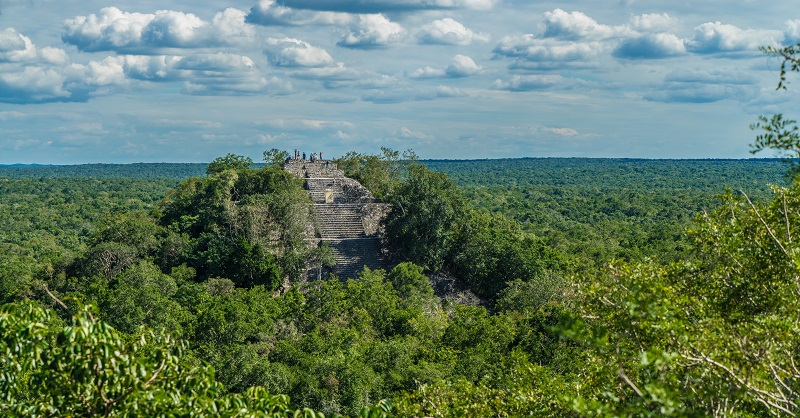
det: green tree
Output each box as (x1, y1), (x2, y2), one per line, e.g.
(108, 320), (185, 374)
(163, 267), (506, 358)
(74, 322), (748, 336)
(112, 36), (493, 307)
(335, 147), (417, 199)
(0, 300), (306, 417)
(206, 153), (253, 175)
(263, 148), (291, 166)
(384, 163), (468, 271)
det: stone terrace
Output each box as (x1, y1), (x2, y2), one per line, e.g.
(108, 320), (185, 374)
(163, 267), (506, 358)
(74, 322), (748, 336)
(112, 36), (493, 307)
(285, 159), (390, 279)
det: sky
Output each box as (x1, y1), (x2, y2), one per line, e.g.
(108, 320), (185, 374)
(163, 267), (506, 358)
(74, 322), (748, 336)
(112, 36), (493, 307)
(0, 0), (799, 163)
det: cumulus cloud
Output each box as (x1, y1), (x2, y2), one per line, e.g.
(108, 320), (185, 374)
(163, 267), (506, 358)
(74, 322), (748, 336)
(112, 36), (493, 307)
(415, 18), (490, 45)
(265, 37), (335, 67)
(542, 9), (630, 40)
(0, 30), (104, 103)
(0, 28), (68, 64)
(173, 53), (292, 95)
(613, 33), (686, 59)
(446, 54), (483, 77)
(408, 66), (444, 78)
(493, 34), (604, 64)
(275, 0), (497, 13)
(784, 20), (800, 44)
(493, 9), (786, 67)
(0, 28), (37, 63)
(0, 67), (70, 103)
(409, 54), (483, 79)
(338, 14), (406, 48)
(246, 0), (354, 26)
(629, 13), (676, 33)
(0, 27), (291, 104)
(62, 7), (254, 53)
(686, 22), (782, 54)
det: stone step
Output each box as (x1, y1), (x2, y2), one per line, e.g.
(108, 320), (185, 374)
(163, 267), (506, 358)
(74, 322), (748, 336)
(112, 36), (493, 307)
(285, 161), (387, 279)
(324, 238), (384, 278)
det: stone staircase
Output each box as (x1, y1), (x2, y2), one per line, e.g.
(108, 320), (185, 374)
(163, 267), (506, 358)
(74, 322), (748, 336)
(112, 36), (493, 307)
(285, 159), (389, 279)
(315, 204), (367, 238)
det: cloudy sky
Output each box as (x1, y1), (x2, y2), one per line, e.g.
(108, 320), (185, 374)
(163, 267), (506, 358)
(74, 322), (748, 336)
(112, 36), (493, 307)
(0, 0), (798, 163)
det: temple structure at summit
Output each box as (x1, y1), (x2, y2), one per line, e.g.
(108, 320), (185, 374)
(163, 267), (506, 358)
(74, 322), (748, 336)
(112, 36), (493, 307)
(284, 159), (390, 279)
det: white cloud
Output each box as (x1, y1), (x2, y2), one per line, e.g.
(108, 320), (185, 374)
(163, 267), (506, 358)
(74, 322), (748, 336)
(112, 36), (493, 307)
(542, 8), (630, 40)
(62, 7), (254, 53)
(0, 30), (109, 103)
(409, 66), (445, 79)
(613, 33), (686, 59)
(446, 54), (483, 77)
(337, 14), (406, 48)
(209, 8), (256, 43)
(493, 34), (603, 63)
(139, 10), (206, 47)
(409, 54), (483, 79)
(117, 55), (181, 81)
(0, 28), (68, 65)
(416, 18), (490, 45)
(275, 0), (498, 13)
(686, 22), (782, 54)
(39, 47), (69, 65)
(0, 66), (71, 103)
(396, 126), (429, 139)
(265, 37), (336, 67)
(784, 20), (800, 44)
(629, 13), (676, 33)
(0, 28), (38, 63)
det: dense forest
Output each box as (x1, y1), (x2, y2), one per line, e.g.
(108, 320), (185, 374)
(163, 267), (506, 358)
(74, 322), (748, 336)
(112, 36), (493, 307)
(5, 49), (800, 417)
(0, 152), (795, 417)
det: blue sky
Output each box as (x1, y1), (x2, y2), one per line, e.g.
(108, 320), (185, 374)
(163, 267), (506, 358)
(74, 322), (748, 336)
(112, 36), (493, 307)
(0, 0), (798, 163)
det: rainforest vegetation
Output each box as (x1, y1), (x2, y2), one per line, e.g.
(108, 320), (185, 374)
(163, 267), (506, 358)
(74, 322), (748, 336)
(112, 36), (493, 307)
(4, 47), (800, 417)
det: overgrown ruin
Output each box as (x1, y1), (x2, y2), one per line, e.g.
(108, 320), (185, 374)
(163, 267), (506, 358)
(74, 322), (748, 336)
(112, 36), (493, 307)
(284, 159), (390, 279)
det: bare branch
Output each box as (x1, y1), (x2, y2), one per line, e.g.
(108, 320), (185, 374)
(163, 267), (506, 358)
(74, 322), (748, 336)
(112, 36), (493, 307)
(741, 190), (789, 257)
(41, 283), (68, 311)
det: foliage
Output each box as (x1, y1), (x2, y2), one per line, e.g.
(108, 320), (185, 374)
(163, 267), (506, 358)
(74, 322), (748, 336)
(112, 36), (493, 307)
(6, 149), (800, 416)
(394, 352), (575, 417)
(264, 148), (291, 166)
(0, 163), (207, 179)
(562, 182), (800, 415)
(750, 114), (800, 177)
(384, 163), (468, 272)
(206, 153), (254, 175)
(0, 300), (314, 417)
(335, 147), (417, 199)
(158, 164), (313, 287)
